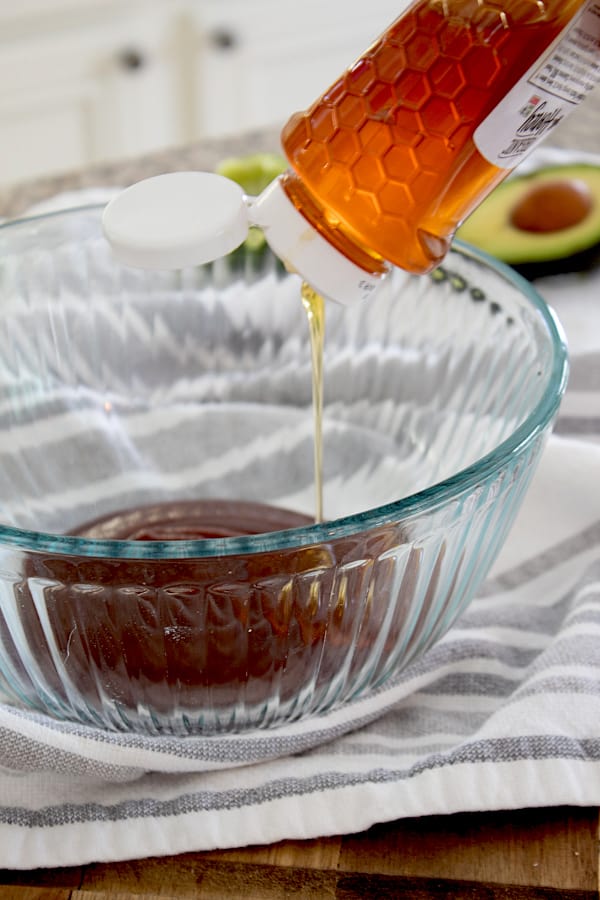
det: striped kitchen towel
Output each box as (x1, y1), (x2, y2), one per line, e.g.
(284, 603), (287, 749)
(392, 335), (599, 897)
(0, 159), (599, 869)
(0, 263), (597, 869)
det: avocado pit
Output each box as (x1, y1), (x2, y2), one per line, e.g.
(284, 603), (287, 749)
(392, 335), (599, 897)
(510, 178), (594, 234)
(457, 162), (600, 278)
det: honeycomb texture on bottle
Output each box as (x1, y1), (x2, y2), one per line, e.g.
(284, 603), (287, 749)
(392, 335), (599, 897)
(281, 0), (586, 272)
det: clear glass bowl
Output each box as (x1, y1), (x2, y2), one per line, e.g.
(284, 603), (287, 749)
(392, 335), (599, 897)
(0, 206), (567, 735)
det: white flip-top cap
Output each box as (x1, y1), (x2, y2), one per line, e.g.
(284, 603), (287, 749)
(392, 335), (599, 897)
(249, 177), (387, 306)
(102, 172), (249, 269)
(102, 170), (387, 306)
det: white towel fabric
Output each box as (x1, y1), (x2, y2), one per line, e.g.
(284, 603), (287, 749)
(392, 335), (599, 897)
(0, 152), (599, 869)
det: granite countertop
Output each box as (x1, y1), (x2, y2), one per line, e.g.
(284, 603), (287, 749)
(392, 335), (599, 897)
(0, 87), (598, 218)
(0, 127), (282, 219)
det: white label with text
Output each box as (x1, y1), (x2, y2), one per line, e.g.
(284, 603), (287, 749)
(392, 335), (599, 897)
(474, 0), (600, 169)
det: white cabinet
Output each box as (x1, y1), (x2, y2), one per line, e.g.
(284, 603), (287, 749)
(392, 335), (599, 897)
(0, 0), (405, 187)
(190, 0), (404, 138)
(0, 1), (188, 186)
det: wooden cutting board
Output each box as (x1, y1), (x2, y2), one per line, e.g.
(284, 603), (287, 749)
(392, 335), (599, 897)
(0, 805), (597, 898)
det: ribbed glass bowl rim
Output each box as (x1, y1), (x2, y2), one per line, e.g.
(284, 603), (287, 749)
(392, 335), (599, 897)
(0, 207), (568, 559)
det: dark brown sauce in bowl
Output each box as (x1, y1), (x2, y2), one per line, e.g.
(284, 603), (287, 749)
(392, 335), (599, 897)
(69, 499), (313, 541)
(18, 500), (412, 731)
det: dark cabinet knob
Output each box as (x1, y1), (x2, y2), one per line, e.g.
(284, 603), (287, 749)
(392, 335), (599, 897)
(118, 47), (146, 71)
(210, 28), (238, 50)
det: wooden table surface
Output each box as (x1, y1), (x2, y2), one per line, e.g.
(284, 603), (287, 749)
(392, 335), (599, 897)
(0, 805), (597, 898)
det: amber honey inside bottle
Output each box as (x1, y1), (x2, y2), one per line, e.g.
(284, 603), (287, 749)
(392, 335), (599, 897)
(280, 0), (589, 274)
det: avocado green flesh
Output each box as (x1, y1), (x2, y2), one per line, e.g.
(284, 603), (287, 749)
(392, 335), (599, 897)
(457, 164), (600, 274)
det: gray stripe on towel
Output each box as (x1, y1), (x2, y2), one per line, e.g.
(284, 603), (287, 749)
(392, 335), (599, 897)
(1, 734), (598, 829)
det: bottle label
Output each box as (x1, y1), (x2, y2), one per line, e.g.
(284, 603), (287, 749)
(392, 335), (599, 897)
(474, 1), (600, 169)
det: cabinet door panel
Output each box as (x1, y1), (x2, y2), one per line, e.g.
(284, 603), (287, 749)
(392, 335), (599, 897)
(194, 0), (406, 138)
(0, 3), (184, 186)
(0, 86), (99, 183)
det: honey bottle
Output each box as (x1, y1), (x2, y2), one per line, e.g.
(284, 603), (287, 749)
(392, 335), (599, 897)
(250, 0), (600, 304)
(104, 1), (599, 306)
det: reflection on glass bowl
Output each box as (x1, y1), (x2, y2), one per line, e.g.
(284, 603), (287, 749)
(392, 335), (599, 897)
(0, 206), (567, 735)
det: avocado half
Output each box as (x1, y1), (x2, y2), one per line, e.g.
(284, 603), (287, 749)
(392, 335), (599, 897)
(457, 163), (600, 279)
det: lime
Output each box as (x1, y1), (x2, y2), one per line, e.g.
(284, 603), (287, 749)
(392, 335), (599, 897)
(216, 152), (287, 197)
(216, 152), (287, 259)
